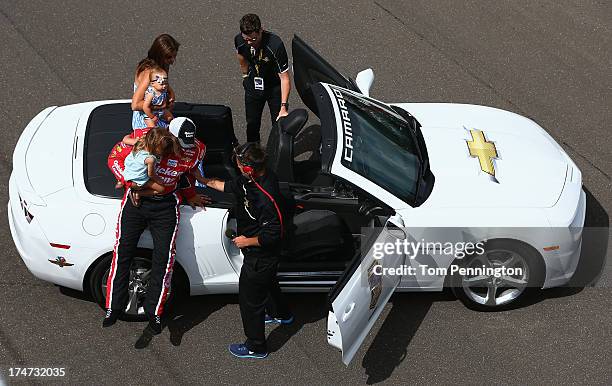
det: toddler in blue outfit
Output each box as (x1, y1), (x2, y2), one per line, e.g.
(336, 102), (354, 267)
(123, 127), (179, 206)
(132, 67), (174, 129)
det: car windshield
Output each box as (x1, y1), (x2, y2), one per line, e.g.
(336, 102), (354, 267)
(335, 88), (420, 202)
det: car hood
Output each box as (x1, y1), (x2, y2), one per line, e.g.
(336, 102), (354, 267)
(392, 103), (568, 208)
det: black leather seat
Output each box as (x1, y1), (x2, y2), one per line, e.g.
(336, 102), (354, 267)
(282, 210), (354, 262)
(266, 109), (309, 182)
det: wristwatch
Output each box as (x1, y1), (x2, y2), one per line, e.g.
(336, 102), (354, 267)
(281, 102), (289, 108)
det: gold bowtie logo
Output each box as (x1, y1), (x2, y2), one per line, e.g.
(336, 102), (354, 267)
(466, 129), (499, 182)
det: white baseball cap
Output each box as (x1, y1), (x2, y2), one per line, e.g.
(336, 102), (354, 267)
(169, 117), (196, 148)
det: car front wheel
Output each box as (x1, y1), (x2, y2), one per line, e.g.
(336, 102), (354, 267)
(451, 240), (544, 311)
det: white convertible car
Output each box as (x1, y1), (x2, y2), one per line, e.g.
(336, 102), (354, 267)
(9, 36), (585, 364)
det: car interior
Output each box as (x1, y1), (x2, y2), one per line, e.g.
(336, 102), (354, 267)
(84, 103), (390, 279)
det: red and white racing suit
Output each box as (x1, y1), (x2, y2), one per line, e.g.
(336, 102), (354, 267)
(105, 137), (206, 320)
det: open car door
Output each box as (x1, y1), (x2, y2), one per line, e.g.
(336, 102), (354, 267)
(292, 35), (361, 115)
(327, 215), (407, 365)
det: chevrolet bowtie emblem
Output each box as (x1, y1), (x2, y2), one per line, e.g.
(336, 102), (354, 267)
(466, 129), (499, 183)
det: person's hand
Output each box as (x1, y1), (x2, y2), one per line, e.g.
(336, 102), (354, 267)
(163, 110), (174, 122)
(186, 194), (212, 210)
(207, 177), (223, 185)
(168, 97), (175, 110)
(276, 107), (289, 121)
(233, 235), (253, 249)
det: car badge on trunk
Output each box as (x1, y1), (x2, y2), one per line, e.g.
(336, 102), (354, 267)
(49, 257), (74, 267)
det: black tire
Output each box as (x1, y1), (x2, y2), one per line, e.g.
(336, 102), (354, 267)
(451, 239), (545, 312)
(89, 249), (187, 321)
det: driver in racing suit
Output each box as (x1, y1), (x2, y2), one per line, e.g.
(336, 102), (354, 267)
(103, 117), (207, 349)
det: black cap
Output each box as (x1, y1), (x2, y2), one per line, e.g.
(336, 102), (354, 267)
(169, 117), (196, 148)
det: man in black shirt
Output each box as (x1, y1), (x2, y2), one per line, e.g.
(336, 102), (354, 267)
(203, 143), (292, 359)
(234, 13), (291, 144)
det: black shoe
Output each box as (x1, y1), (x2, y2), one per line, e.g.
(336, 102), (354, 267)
(134, 327), (154, 349)
(102, 309), (118, 328)
(134, 319), (162, 349)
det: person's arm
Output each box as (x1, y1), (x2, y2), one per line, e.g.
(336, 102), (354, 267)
(145, 157), (163, 184)
(255, 198), (282, 248)
(206, 178), (225, 192)
(218, 176), (241, 194)
(277, 71), (291, 120)
(233, 198), (282, 248)
(178, 175), (213, 209)
(131, 70), (150, 111)
(167, 86), (175, 111)
(189, 168), (207, 183)
(232, 235), (260, 248)
(275, 40), (291, 120)
(142, 92), (157, 123)
(237, 53), (249, 77)
(122, 134), (138, 146)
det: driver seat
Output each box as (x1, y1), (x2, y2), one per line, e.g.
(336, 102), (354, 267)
(266, 109), (309, 182)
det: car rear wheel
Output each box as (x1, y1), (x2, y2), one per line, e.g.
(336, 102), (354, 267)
(89, 249), (185, 321)
(451, 240), (544, 311)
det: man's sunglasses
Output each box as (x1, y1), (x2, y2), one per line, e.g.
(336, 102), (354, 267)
(241, 31), (261, 43)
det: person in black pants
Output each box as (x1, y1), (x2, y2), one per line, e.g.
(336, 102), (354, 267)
(235, 13), (291, 144)
(203, 143), (292, 359)
(103, 118), (208, 349)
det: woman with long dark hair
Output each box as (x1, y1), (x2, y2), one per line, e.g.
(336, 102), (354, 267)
(131, 34), (180, 134)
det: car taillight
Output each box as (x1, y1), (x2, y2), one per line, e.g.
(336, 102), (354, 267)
(50, 243), (71, 249)
(19, 196), (34, 223)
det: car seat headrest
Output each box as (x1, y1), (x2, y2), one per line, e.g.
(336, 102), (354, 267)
(278, 109), (308, 137)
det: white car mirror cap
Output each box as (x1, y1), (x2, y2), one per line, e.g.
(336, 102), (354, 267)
(355, 68), (374, 97)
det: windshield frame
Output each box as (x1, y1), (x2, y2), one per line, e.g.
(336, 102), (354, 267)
(321, 84), (424, 208)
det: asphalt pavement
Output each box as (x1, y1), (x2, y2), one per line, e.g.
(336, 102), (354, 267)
(0, 1), (610, 384)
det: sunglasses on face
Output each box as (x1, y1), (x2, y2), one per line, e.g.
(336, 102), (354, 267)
(242, 32), (260, 43)
(152, 75), (168, 85)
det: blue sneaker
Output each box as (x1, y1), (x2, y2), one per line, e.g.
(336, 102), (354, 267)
(264, 314), (295, 325)
(228, 343), (268, 359)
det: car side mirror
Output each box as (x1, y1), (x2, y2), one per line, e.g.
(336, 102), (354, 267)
(355, 68), (375, 97)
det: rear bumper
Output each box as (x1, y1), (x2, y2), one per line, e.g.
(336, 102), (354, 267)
(8, 175), (83, 290)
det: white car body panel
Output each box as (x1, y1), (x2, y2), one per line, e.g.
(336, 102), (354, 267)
(12, 105), (57, 206)
(327, 215), (406, 365)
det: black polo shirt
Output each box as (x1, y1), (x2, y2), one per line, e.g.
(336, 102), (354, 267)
(234, 31), (289, 94)
(224, 171), (286, 259)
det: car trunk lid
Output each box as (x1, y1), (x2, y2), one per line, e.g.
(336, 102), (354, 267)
(25, 104), (83, 197)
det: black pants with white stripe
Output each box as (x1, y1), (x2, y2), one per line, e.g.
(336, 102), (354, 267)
(106, 192), (180, 320)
